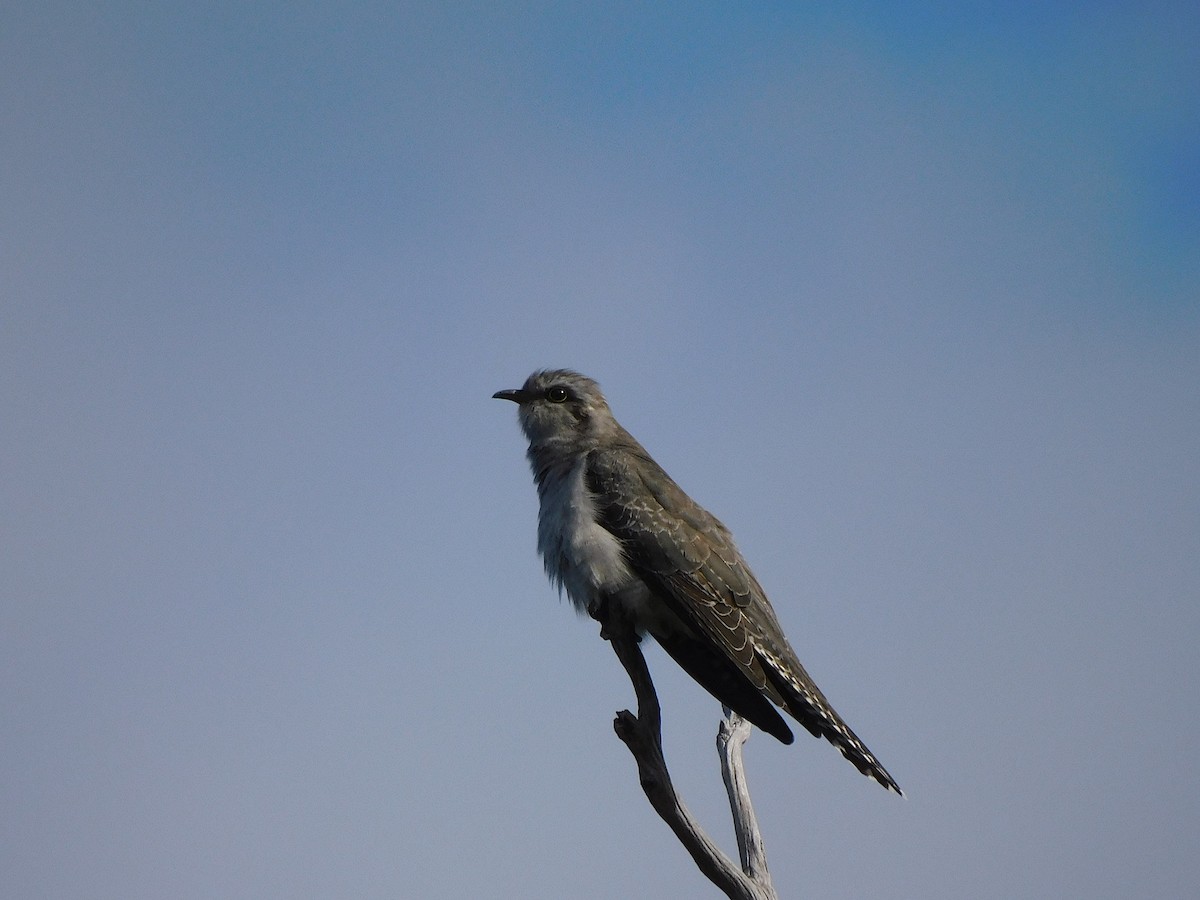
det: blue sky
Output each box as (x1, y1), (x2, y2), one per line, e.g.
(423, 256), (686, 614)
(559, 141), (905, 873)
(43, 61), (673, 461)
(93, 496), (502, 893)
(3, 4), (1198, 898)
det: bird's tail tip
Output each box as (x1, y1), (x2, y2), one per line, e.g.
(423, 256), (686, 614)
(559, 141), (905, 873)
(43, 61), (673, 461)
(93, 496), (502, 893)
(876, 773), (904, 796)
(837, 741), (902, 795)
(862, 759), (903, 796)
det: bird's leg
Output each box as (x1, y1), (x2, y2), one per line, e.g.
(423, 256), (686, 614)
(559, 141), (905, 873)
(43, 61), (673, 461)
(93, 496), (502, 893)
(589, 594), (641, 644)
(587, 595), (612, 638)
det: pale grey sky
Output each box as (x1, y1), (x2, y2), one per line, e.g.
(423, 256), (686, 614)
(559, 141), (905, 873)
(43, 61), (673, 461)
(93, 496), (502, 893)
(3, 4), (1198, 898)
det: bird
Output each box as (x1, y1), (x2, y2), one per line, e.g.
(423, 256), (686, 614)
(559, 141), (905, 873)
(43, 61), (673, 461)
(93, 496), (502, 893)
(493, 369), (901, 794)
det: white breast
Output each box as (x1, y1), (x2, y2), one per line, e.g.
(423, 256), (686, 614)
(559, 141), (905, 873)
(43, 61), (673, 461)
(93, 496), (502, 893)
(536, 457), (634, 612)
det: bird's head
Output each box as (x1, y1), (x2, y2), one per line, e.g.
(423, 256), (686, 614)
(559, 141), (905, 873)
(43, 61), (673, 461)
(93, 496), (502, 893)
(493, 369), (616, 450)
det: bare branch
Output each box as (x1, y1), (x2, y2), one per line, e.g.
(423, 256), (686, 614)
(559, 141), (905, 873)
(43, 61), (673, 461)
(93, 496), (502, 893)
(591, 603), (780, 900)
(719, 708), (775, 895)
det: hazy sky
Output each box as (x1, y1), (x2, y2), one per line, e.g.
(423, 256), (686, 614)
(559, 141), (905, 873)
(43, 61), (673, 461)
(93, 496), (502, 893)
(3, 4), (1198, 898)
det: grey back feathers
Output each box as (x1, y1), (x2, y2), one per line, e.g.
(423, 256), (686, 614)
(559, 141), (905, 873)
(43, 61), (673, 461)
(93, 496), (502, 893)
(494, 369), (901, 794)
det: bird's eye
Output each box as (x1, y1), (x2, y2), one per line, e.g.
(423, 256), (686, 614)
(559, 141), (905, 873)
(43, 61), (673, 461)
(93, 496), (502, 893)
(546, 386), (568, 403)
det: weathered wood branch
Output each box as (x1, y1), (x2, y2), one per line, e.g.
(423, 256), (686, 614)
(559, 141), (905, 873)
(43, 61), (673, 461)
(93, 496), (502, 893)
(591, 603), (779, 900)
(718, 708), (775, 894)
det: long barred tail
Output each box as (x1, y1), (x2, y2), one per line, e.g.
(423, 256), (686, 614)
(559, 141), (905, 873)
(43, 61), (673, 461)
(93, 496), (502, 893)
(816, 710), (903, 795)
(762, 653), (903, 795)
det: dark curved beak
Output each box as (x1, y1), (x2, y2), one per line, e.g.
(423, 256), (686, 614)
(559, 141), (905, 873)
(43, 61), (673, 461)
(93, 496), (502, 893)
(492, 388), (531, 403)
